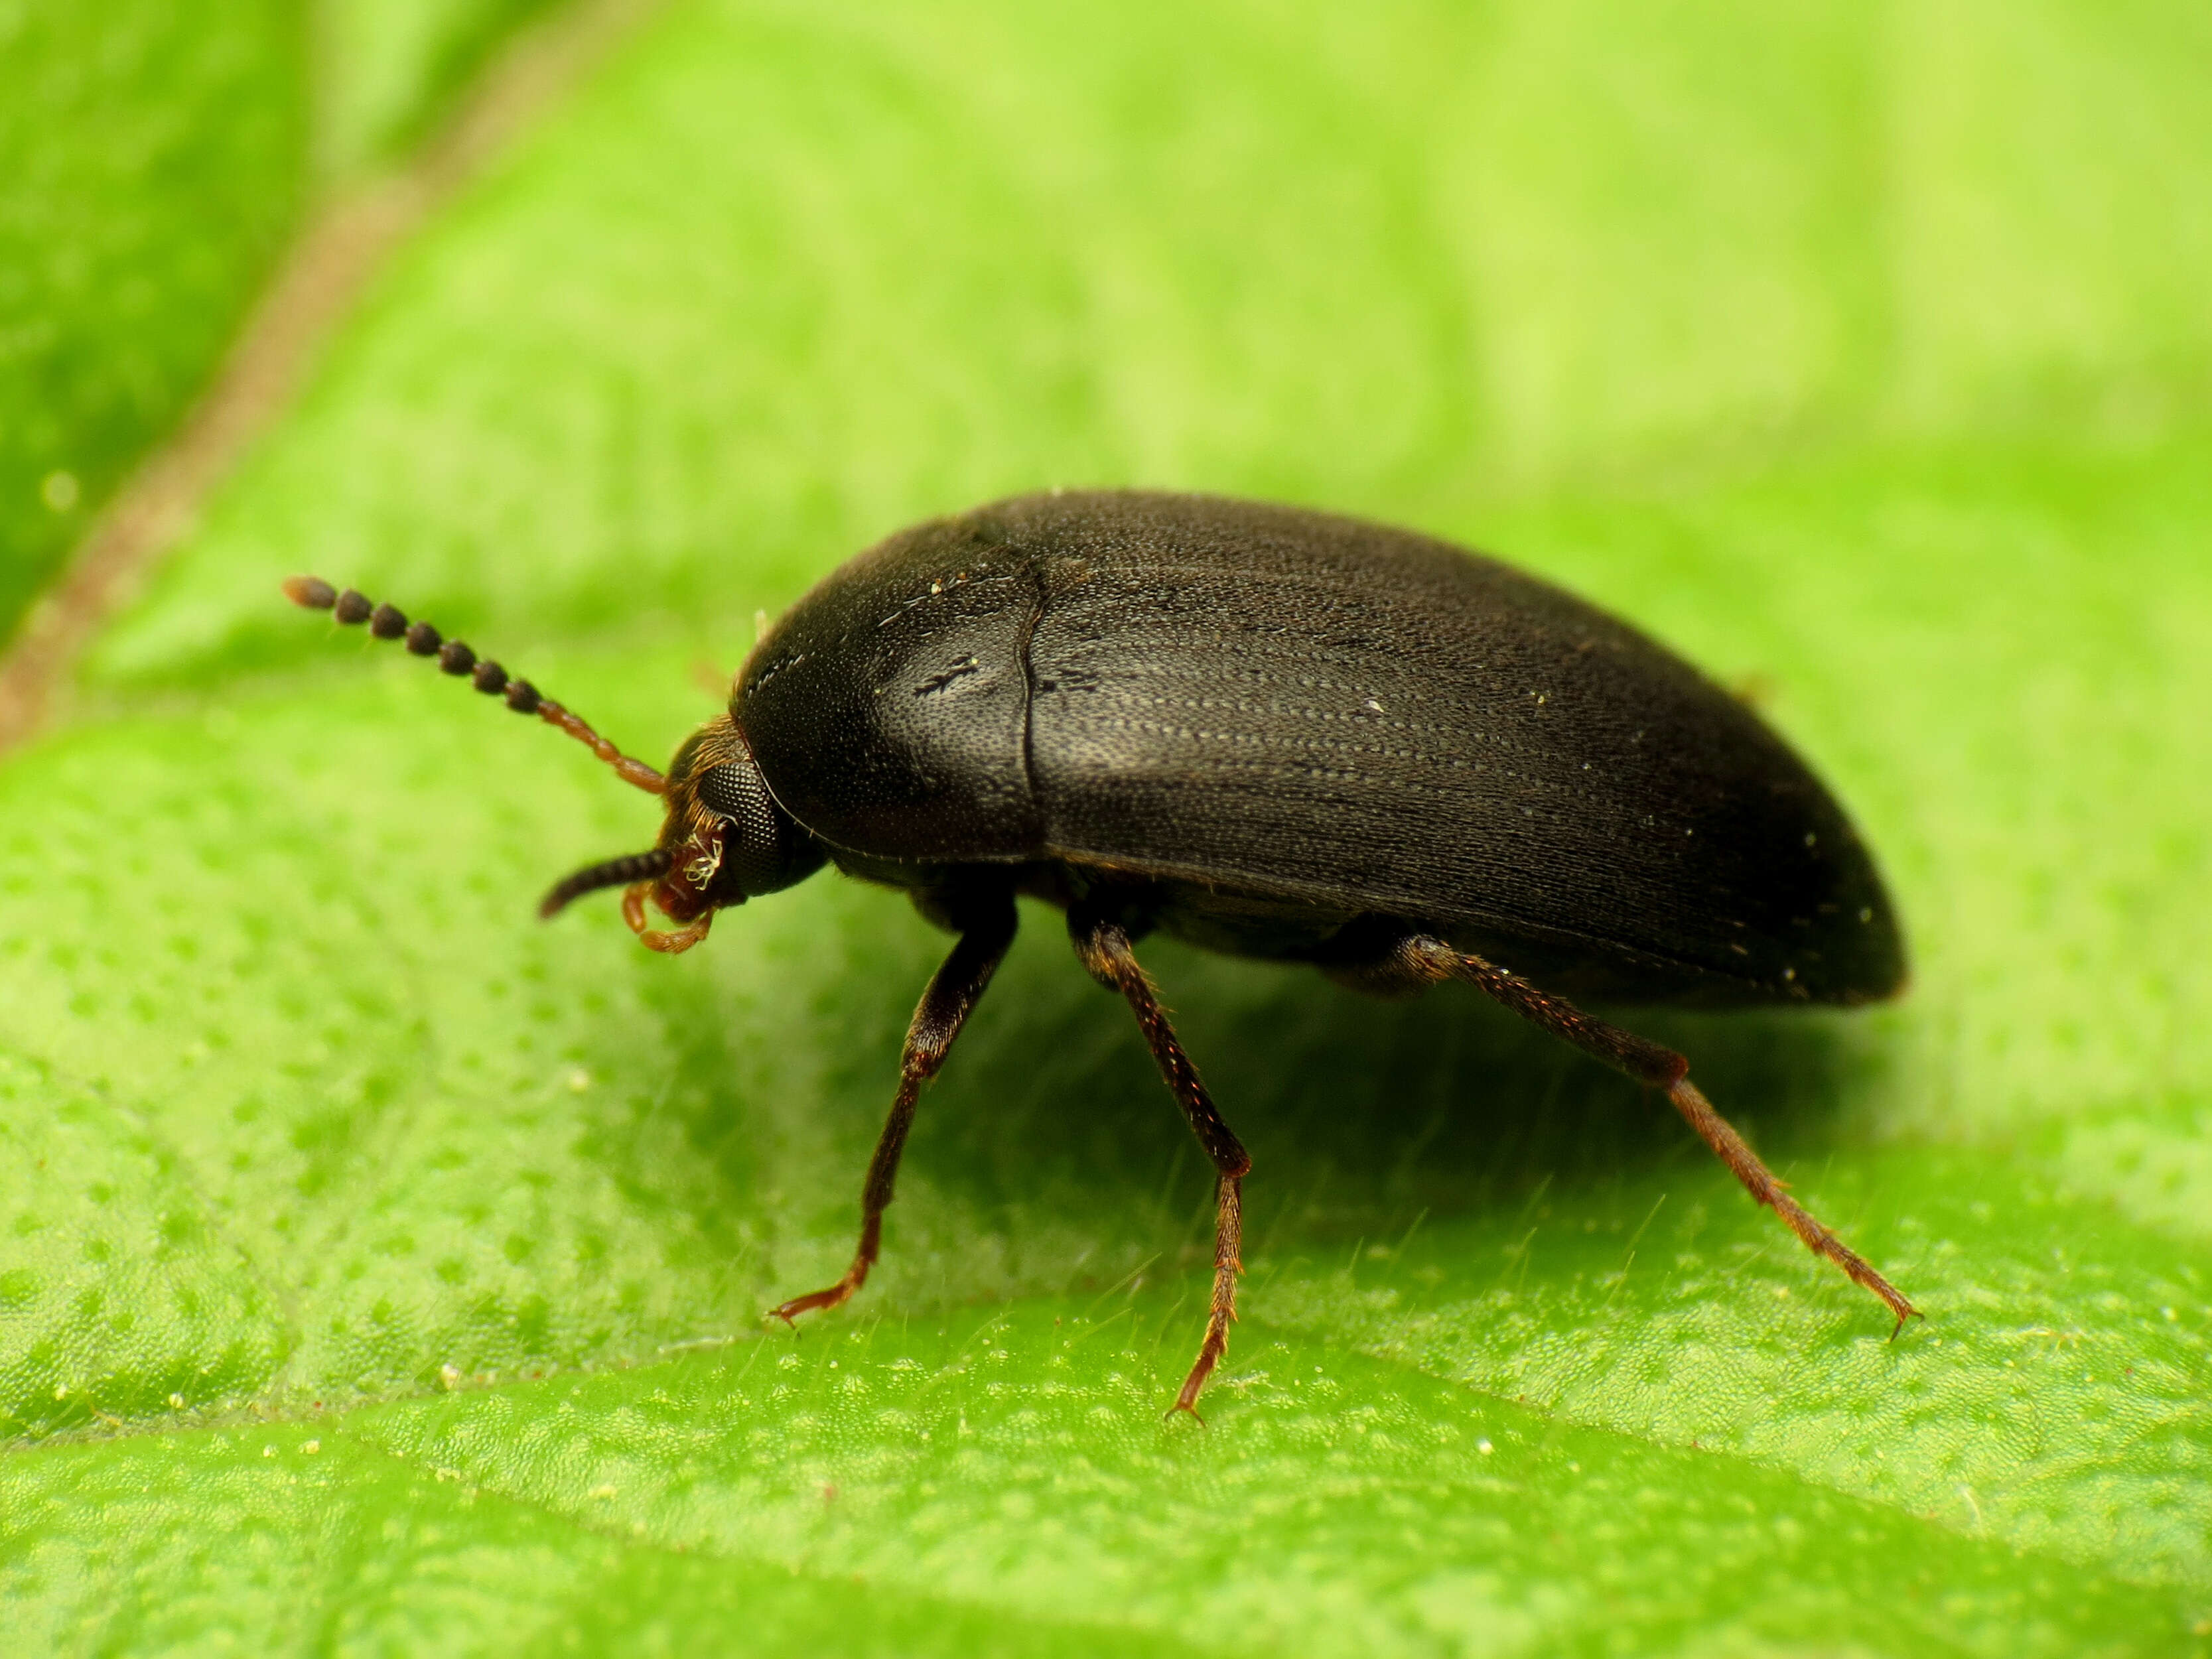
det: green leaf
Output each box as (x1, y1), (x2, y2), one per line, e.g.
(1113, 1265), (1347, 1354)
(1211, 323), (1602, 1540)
(0, 0), (579, 644)
(6, 1), (2211, 1651)
(316, 0), (570, 178)
(0, 0), (305, 639)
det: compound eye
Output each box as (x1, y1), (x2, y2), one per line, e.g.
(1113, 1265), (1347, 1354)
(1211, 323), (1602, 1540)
(695, 758), (770, 828)
(690, 758), (823, 899)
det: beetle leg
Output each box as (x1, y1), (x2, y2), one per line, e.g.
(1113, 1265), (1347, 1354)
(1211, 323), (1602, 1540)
(1392, 935), (1920, 1335)
(770, 886), (1018, 1326)
(1070, 908), (1252, 1420)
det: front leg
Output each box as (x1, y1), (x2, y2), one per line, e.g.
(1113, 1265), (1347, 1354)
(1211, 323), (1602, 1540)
(1070, 900), (1252, 1419)
(771, 880), (1018, 1323)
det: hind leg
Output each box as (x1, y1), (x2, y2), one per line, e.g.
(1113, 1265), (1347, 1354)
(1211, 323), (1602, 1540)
(1357, 930), (1918, 1332)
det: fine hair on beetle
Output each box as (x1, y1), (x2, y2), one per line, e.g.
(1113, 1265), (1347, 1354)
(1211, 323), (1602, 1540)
(286, 489), (1921, 1419)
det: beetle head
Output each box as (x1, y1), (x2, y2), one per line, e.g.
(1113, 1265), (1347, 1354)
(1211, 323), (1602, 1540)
(577, 714), (827, 953)
(282, 575), (823, 957)
(534, 713), (827, 953)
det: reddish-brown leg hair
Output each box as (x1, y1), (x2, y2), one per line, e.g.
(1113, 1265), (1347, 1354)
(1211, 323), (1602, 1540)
(1071, 909), (1253, 1419)
(771, 888), (1019, 1324)
(1388, 935), (1918, 1332)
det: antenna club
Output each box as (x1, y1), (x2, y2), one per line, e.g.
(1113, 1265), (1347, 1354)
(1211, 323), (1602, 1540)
(281, 576), (667, 795)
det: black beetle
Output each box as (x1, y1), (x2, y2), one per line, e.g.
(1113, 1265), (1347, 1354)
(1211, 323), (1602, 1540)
(287, 488), (1915, 1414)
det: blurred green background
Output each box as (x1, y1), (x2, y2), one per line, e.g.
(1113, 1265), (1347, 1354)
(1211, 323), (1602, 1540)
(3, 1), (2209, 1652)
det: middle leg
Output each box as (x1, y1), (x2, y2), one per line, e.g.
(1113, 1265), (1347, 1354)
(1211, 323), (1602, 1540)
(1070, 901), (1251, 1418)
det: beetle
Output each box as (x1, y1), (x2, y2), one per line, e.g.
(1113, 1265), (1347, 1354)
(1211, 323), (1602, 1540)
(286, 488), (1917, 1415)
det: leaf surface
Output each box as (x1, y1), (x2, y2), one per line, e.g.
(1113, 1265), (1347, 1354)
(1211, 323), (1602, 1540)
(5, 2), (2210, 1652)
(0, 0), (304, 637)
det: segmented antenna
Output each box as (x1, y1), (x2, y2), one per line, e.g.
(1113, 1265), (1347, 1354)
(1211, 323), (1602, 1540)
(284, 576), (665, 795)
(538, 848), (672, 918)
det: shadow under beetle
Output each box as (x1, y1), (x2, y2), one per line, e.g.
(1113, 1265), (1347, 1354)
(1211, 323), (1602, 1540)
(287, 489), (1918, 1416)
